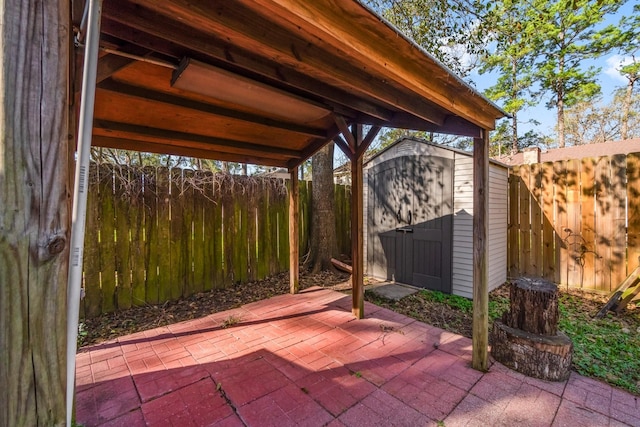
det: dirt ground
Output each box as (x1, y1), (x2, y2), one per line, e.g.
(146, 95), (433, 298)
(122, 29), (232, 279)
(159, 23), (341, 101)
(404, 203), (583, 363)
(78, 270), (351, 347)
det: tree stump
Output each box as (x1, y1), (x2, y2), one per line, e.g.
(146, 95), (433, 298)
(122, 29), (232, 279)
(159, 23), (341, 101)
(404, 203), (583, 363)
(503, 277), (559, 335)
(491, 277), (573, 381)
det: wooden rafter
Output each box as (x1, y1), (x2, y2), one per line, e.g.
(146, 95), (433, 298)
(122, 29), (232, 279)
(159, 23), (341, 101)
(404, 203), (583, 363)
(95, 44), (151, 84)
(107, 0), (449, 127)
(93, 120), (302, 159)
(92, 136), (290, 168)
(356, 125), (381, 159)
(244, 0), (500, 130)
(334, 118), (381, 162)
(100, 9), (397, 124)
(98, 79), (328, 139)
(333, 135), (354, 161)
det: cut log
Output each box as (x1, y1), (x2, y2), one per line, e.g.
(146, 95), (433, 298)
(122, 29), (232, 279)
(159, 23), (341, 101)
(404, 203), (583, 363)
(503, 277), (559, 336)
(331, 257), (352, 274)
(491, 320), (573, 381)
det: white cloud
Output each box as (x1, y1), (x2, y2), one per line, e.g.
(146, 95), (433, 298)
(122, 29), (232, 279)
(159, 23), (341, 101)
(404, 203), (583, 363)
(604, 55), (635, 83)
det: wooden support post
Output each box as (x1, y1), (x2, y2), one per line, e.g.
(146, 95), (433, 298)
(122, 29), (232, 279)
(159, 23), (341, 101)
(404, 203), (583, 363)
(0, 1), (70, 425)
(289, 167), (300, 294)
(335, 121), (379, 319)
(351, 124), (365, 318)
(351, 155), (365, 318)
(472, 131), (490, 371)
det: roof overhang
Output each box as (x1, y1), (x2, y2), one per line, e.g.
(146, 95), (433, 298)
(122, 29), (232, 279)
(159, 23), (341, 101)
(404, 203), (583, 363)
(76, 0), (506, 168)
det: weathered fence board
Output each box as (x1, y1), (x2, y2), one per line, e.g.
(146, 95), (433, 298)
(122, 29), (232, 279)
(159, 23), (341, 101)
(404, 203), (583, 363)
(628, 154), (640, 272)
(129, 169), (147, 306)
(99, 165), (117, 314)
(565, 159), (581, 288)
(81, 164), (351, 318)
(580, 157), (597, 289)
(611, 155), (627, 288)
(508, 166), (520, 277)
(143, 166), (160, 304)
(594, 156), (613, 291)
(114, 168), (133, 310)
(541, 162), (555, 280)
(191, 171), (207, 294)
(518, 166), (531, 275)
(509, 152), (640, 292)
(84, 166), (102, 318)
(156, 168), (172, 303)
(530, 163), (543, 277)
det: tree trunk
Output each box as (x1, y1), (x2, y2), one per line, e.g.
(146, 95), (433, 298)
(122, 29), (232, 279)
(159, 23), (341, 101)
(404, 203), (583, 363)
(491, 277), (572, 381)
(511, 112), (518, 154)
(557, 99), (565, 148)
(557, 53), (566, 148)
(503, 277), (559, 335)
(511, 56), (518, 155)
(621, 75), (636, 141)
(0, 1), (71, 425)
(308, 142), (338, 273)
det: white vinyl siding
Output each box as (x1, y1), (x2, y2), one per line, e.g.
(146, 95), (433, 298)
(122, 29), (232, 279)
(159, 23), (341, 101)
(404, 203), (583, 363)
(488, 164), (508, 291)
(451, 159), (508, 298)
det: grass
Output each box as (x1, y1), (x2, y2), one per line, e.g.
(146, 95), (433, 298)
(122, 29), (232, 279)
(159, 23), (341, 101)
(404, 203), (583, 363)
(557, 293), (640, 393)
(221, 315), (241, 329)
(365, 286), (640, 395)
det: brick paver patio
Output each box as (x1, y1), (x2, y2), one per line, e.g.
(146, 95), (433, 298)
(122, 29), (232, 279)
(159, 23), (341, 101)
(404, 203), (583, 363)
(75, 287), (639, 426)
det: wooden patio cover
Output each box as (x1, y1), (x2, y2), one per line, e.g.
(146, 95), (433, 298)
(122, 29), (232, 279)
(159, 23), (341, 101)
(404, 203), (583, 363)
(78, 0), (506, 367)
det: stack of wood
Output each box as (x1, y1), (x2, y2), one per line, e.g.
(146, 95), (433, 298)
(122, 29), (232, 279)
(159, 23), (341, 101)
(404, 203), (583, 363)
(490, 277), (573, 381)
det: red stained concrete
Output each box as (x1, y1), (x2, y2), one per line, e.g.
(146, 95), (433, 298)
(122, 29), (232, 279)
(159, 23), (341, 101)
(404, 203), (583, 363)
(76, 287), (639, 427)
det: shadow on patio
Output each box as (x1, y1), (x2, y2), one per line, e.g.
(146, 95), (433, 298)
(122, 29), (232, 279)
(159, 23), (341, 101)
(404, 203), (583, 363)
(76, 288), (639, 427)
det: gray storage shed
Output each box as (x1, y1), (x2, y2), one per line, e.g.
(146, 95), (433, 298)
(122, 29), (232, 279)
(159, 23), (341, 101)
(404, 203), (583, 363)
(364, 137), (508, 298)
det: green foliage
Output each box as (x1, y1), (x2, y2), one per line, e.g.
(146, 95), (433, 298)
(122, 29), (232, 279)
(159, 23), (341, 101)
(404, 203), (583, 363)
(528, 0), (625, 146)
(489, 120), (552, 156)
(420, 289), (509, 321)
(558, 294), (640, 394)
(364, 0), (487, 77)
(421, 290), (472, 313)
(479, 0), (538, 152)
(488, 295), (510, 321)
(221, 315), (241, 328)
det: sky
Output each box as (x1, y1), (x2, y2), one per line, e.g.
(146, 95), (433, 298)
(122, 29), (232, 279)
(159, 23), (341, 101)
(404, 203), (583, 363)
(468, 1), (637, 142)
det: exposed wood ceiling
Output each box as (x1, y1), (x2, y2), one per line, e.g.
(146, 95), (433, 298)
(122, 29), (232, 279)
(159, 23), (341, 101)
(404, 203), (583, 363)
(75, 0), (506, 168)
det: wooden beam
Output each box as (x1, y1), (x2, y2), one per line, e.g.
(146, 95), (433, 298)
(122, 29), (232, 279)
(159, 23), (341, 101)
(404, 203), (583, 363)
(100, 10), (396, 123)
(244, 0), (502, 130)
(334, 115), (356, 150)
(333, 135), (354, 161)
(355, 125), (381, 159)
(1, 0), (70, 425)
(94, 44), (152, 84)
(115, 0), (448, 126)
(92, 135), (290, 168)
(98, 78), (328, 139)
(472, 131), (490, 371)
(287, 123), (342, 169)
(93, 120), (302, 159)
(289, 167), (300, 294)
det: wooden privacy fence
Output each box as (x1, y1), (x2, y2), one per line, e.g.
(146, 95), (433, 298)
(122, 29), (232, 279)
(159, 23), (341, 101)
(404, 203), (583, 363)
(508, 153), (640, 292)
(81, 164), (351, 318)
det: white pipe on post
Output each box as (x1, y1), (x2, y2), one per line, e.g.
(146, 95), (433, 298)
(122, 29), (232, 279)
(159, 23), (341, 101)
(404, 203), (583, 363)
(66, 1), (103, 426)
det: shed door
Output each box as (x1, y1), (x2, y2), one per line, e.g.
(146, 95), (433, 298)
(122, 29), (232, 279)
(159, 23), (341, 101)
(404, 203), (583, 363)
(368, 155), (453, 293)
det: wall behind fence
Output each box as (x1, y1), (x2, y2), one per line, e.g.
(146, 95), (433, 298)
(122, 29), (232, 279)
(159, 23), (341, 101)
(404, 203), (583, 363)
(508, 153), (640, 292)
(81, 164), (351, 318)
